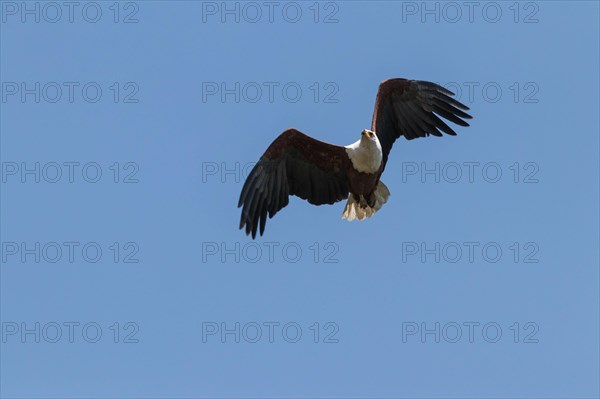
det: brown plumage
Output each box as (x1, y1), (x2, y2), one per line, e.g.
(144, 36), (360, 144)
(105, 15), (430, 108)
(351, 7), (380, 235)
(238, 78), (473, 238)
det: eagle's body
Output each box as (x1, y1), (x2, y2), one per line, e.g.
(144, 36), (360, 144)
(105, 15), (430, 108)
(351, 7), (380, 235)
(342, 131), (388, 221)
(238, 78), (472, 238)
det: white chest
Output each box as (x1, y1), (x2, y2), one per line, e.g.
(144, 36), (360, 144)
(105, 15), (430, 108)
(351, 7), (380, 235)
(344, 139), (383, 174)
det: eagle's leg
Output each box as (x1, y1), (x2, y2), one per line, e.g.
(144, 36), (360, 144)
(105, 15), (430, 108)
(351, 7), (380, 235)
(342, 181), (390, 222)
(358, 195), (370, 209)
(352, 193), (367, 209)
(365, 191), (377, 208)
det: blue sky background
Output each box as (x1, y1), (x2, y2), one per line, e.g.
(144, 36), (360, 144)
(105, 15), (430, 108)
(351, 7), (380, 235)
(1, 1), (599, 398)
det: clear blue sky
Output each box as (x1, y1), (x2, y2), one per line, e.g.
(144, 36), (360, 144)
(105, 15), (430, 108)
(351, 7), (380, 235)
(1, 1), (599, 398)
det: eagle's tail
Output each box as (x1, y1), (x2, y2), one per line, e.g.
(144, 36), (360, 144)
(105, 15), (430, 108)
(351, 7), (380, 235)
(342, 181), (390, 222)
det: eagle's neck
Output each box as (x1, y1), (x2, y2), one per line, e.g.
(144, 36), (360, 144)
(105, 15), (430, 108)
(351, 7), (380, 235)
(344, 137), (382, 174)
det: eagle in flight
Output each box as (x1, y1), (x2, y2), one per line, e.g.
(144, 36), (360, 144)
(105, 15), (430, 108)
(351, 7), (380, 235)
(238, 78), (472, 238)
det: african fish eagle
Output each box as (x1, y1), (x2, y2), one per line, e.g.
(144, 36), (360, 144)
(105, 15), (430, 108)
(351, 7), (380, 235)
(238, 78), (473, 238)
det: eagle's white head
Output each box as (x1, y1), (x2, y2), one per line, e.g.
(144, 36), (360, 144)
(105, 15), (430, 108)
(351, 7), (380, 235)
(344, 129), (383, 173)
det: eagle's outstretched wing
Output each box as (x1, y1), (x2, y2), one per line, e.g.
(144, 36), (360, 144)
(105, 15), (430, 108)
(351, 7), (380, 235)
(238, 128), (350, 238)
(371, 78), (473, 168)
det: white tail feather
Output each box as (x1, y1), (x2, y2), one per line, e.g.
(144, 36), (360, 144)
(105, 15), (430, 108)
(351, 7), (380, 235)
(342, 181), (390, 221)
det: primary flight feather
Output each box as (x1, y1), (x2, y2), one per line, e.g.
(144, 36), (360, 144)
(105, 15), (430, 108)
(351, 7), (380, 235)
(238, 78), (473, 238)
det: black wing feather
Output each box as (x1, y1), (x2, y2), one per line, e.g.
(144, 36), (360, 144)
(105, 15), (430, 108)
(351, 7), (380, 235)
(238, 128), (350, 239)
(371, 78), (473, 168)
